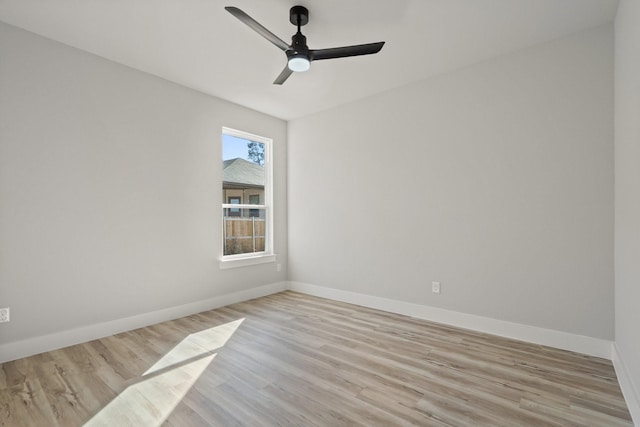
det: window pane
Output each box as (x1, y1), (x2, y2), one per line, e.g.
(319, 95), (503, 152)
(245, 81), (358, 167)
(222, 135), (265, 215)
(223, 208), (266, 255)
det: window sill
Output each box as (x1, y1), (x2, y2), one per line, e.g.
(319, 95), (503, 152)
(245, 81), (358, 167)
(219, 254), (277, 270)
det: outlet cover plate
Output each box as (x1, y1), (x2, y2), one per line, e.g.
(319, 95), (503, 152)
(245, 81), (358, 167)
(431, 281), (441, 294)
(0, 307), (9, 323)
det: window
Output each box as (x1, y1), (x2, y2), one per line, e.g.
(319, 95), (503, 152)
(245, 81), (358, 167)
(249, 195), (260, 217)
(220, 127), (274, 268)
(227, 196), (241, 217)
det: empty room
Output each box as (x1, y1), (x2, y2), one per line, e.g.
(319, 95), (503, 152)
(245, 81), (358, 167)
(0, 0), (639, 426)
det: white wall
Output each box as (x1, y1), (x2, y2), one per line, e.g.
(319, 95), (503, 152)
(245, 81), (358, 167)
(0, 22), (287, 352)
(288, 26), (613, 340)
(614, 0), (640, 421)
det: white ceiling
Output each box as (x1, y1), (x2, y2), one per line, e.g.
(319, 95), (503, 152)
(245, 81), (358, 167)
(0, 0), (619, 120)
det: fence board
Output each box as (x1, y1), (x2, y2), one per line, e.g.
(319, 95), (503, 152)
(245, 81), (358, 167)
(223, 217), (265, 255)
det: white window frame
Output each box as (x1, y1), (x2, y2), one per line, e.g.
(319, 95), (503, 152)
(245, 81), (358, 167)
(219, 127), (276, 269)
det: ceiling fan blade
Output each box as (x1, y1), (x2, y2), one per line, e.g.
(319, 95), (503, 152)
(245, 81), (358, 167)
(310, 41), (385, 61)
(273, 66), (294, 85)
(225, 6), (290, 52)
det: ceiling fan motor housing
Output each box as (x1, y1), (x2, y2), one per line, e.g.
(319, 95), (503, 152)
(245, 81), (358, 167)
(289, 32), (310, 56)
(287, 32), (311, 71)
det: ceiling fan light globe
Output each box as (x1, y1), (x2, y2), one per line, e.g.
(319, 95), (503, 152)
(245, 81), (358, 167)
(288, 56), (310, 72)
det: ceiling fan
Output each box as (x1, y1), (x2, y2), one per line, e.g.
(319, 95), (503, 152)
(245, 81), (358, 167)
(225, 5), (385, 85)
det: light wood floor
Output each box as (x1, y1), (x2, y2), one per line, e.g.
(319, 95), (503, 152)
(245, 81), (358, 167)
(0, 291), (633, 426)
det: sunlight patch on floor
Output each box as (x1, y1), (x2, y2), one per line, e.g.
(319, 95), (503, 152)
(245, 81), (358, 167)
(144, 318), (245, 376)
(85, 318), (245, 426)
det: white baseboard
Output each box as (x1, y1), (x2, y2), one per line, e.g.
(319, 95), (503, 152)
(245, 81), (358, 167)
(0, 281), (287, 364)
(288, 281), (613, 360)
(613, 343), (640, 426)
(0, 279), (615, 364)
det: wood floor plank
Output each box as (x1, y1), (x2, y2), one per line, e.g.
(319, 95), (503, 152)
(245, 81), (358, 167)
(0, 291), (633, 426)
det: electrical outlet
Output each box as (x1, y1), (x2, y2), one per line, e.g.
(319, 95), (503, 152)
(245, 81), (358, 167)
(0, 307), (9, 323)
(431, 281), (441, 294)
(276, 263), (282, 272)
